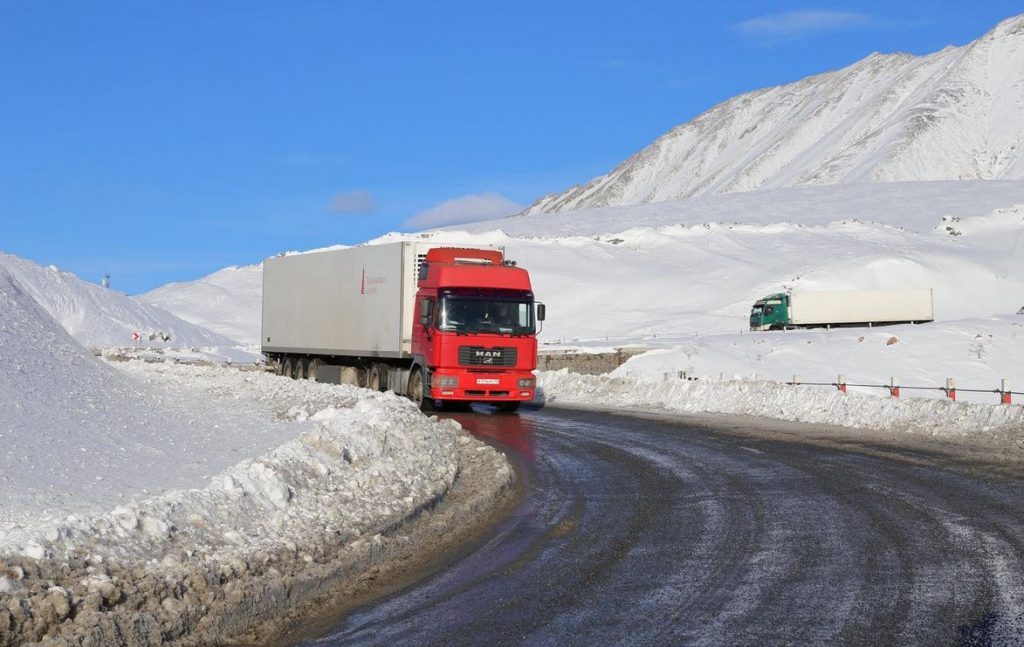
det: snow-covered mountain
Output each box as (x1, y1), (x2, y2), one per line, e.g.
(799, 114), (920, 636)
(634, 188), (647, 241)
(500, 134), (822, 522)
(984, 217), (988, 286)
(140, 263), (263, 345)
(0, 252), (238, 348)
(526, 15), (1024, 214)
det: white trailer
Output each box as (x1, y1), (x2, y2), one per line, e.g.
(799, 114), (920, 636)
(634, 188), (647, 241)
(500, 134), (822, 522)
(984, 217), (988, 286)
(789, 289), (934, 326)
(262, 242), (469, 358)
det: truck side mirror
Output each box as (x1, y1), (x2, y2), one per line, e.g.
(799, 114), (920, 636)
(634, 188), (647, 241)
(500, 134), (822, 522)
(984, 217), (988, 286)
(419, 299), (433, 326)
(537, 303), (546, 321)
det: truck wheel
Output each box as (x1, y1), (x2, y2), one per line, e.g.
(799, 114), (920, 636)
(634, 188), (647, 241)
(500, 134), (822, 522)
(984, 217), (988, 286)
(297, 358), (310, 380)
(283, 357), (296, 379)
(368, 364), (385, 392)
(407, 368), (434, 412)
(307, 358), (320, 381)
(272, 357), (286, 376)
(496, 401), (521, 414)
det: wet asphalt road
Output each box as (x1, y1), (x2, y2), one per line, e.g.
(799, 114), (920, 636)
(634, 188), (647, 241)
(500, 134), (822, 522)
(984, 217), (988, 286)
(305, 407), (1024, 646)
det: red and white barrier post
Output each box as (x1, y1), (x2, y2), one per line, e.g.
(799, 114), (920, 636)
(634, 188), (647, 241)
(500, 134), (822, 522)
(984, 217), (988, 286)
(837, 374), (847, 394)
(945, 378), (956, 401)
(1001, 379), (1012, 405)
(889, 377), (900, 398)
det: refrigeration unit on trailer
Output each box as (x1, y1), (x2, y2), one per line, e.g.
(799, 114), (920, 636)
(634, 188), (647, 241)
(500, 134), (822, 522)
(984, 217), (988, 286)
(749, 288), (934, 331)
(261, 242), (545, 411)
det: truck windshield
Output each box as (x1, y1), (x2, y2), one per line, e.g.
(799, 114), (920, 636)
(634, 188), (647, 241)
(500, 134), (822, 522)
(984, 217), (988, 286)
(438, 296), (536, 335)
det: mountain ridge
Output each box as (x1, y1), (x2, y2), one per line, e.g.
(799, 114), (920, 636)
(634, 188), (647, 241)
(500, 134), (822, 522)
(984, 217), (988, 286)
(525, 14), (1024, 214)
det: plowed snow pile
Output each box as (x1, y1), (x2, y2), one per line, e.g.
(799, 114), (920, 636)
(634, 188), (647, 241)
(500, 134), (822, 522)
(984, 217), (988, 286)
(0, 265), (510, 644)
(0, 252), (237, 349)
(0, 267), (298, 531)
(538, 370), (1024, 447)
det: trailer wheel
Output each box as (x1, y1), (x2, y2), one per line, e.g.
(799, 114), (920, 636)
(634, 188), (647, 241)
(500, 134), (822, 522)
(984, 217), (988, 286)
(272, 357), (286, 376)
(297, 358), (310, 380)
(407, 368), (434, 412)
(368, 364), (385, 392)
(283, 357), (296, 379)
(496, 401), (521, 414)
(307, 358), (320, 381)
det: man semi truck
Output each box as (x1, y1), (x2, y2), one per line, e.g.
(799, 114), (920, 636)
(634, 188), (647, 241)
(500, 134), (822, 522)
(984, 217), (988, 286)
(261, 242), (545, 412)
(749, 288), (933, 331)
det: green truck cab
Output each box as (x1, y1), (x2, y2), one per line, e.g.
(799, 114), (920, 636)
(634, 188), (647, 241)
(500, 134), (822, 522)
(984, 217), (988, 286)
(749, 293), (789, 331)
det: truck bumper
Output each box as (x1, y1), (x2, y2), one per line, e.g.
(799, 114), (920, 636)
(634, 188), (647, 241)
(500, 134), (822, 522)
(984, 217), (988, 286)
(430, 371), (536, 402)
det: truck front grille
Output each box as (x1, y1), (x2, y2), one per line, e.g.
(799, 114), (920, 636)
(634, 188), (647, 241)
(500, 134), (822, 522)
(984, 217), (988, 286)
(458, 346), (517, 367)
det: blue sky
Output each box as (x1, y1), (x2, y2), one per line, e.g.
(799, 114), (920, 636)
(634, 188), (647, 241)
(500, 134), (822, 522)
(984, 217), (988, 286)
(2, 1), (1021, 293)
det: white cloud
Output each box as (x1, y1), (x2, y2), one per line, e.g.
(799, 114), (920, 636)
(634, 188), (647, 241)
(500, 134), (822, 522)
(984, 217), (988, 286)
(736, 10), (873, 40)
(329, 190), (376, 214)
(403, 193), (524, 229)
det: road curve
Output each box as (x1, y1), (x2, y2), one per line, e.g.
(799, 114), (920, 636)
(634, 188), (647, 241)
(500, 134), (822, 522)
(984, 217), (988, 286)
(304, 407), (1024, 645)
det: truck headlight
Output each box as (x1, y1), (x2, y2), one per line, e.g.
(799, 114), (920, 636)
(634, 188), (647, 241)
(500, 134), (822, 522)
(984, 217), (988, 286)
(517, 377), (536, 388)
(433, 376), (459, 387)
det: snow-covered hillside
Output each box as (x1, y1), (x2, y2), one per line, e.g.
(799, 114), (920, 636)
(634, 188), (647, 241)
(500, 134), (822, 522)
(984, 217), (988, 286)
(0, 252), (237, 348)
(526, 15), (1024, 214)
(140, 179), (1024, 412)
(141, 181), (1024, 350)
(140, 263), (263, 345)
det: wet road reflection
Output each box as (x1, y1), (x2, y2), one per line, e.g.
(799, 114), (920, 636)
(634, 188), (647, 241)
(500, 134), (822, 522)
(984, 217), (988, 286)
(439, 409), (536, 463)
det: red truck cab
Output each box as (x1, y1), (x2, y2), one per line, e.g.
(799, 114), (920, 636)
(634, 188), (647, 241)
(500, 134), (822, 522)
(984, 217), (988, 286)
(410, 247), (544, 412)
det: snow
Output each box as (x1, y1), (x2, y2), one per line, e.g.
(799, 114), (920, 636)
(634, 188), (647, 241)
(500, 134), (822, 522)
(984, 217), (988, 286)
(142, 180), (1024, 416)
(0, 265), (251, 529)
(0, 257), (504, 565)
(525, 15), (1024, 213)
(0, 259), (513, 643)
(0, 264), (469, 559)
(147, 182), (1024, 347)
(140, 263), (263, 346)
(610, 316), (1023, 402)
(0, 252), (239, 349)
(0, 360), (465, 566)
(0, 14), (1022, 638)
(537, 369), (1024, 445)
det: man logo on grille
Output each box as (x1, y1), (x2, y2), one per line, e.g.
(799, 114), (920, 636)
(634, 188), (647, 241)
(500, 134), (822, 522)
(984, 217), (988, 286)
(475, 350), (502, 365)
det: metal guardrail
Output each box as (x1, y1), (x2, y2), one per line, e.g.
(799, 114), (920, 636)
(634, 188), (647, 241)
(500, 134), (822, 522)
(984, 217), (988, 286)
(666, 371), (1019, 405)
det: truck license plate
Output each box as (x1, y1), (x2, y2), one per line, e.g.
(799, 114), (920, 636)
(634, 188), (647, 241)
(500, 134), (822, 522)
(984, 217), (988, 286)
(476, 378), (500, 385)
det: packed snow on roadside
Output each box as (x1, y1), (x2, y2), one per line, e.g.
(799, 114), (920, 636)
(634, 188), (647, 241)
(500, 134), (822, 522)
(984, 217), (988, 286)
(537, 369), (1024, 447)
(0, 263), (511, 642)
(0, 263), (476, 559)
(610, 316), (1024, 404)
(1, 360), (466, 565)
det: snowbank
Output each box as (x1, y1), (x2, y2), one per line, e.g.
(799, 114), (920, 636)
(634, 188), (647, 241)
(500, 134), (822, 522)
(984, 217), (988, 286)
(0, 265), (512, 644)
(0, 268), (290, 530)
(140, 264), (263, 346)
(538, 369), (1024, 446)
(0, 361), (464, 561)
(0, 252), (238, 349)
(0, 360), (512, 645)
(614, 316), (1024, 404)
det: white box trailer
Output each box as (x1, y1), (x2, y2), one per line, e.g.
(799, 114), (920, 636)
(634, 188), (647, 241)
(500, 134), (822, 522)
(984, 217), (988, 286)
(789, 289), (934, 326)
(750, 288), (934, 330)
(262, 242), (441, 358)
